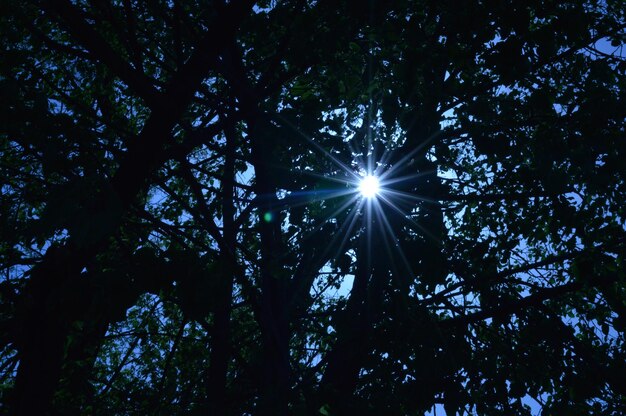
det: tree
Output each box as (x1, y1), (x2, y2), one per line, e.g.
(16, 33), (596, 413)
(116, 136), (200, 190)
(1, 0), (625, 415)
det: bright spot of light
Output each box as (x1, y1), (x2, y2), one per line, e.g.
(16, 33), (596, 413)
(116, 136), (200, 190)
(359, 175), (380, 198)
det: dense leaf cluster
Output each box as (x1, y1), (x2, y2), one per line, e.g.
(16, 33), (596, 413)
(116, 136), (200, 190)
(1, 0), (625, 415)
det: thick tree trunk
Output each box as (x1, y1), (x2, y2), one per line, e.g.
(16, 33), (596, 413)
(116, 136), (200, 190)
(207, 122), (237, 414)
(220, 43), (293, 411)
(250, 122), (291, 416)
(11, 246), (88, 415)
(319, 211), (393, 413)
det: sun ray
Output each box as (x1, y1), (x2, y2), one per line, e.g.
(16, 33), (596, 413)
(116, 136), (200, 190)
(371, 198), (415, 282)
(378, 170), (437, 187)
(344, 131), (365, 164)
(284, 193), (360, 249)
(376, 193), (441, 244)
(271, 113), (362, 182)
(377, 130), (444, 181)
(364, 194), (375, 275)
(285, 169), (357, 187)
(381, 188), (440, 205)
(310, 198), (365, 271)
(373, 144), (397, 177)
(277, 187), (357, 213)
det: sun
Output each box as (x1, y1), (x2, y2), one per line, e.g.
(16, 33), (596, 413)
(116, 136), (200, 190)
(359, 175), (380, 198)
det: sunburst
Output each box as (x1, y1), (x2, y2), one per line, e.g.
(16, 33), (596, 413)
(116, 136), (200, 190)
(267, 111), (444, 295)
(358, 175), (380, 198)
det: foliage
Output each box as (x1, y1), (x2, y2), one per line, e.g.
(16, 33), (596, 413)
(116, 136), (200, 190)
(1, 0), (625, 415)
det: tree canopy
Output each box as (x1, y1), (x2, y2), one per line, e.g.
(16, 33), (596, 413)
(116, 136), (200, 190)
(1, 0), (625, 415)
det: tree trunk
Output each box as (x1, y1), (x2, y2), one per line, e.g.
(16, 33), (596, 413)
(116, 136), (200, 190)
(250, 122), (291, 416)
(206, 122), (238, 414)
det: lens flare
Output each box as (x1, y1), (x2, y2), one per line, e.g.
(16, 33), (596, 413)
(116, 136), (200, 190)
(359, 175), (380, 198)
